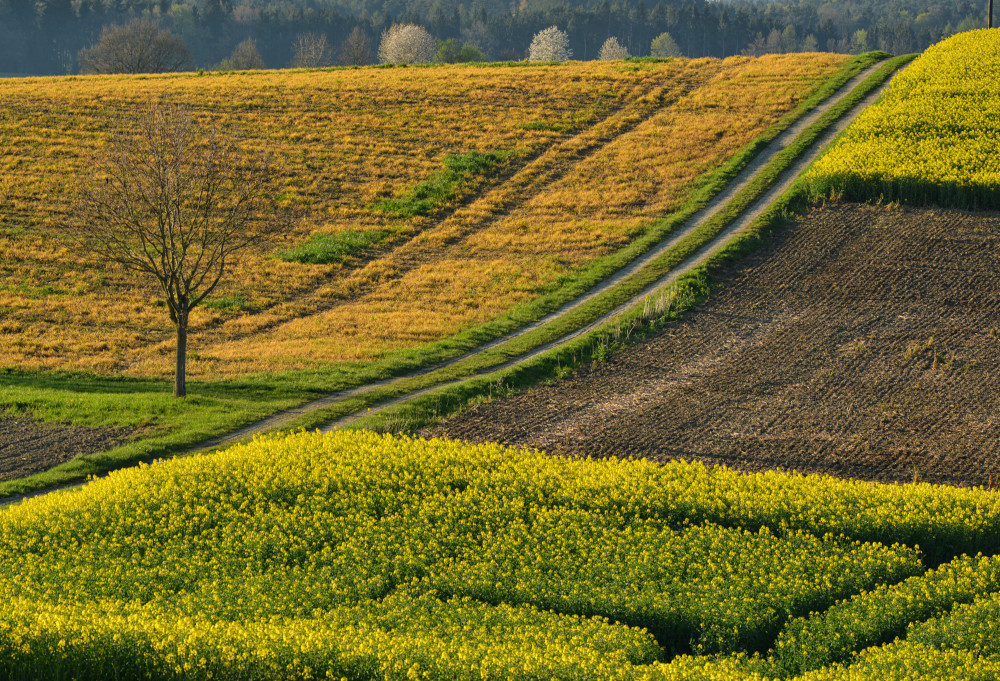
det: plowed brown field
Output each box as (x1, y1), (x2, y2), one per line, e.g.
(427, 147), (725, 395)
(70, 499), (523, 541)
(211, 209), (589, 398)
(0, 415), (134, 481)
(431, 202), (1000, 487)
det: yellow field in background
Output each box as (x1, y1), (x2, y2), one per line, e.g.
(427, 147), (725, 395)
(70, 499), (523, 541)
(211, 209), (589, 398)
(0, 54), (847, 377)
(808, 30), (1000, 208)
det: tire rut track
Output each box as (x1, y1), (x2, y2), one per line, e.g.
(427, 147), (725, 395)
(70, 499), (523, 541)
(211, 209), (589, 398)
(124, 76), (689, 364)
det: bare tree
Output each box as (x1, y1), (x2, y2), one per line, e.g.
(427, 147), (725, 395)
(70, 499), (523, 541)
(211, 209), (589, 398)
(742, 32), (767, 57)
(528, 26), (572, 62)
(339, 27), (372, 66)
(73, 104), (286, 397)
(218, 38), (265, 70)
(378, 24), (437, 64)
(290, 32), (334, 68)
(78, 19), (191, 74)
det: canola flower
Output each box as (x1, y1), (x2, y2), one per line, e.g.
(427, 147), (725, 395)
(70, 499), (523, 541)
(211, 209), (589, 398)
(808, 29), (1000, 209)
(799, 591), (1000, 680)
(0, 429), (997, 679)
(772, 553), (1000, 674)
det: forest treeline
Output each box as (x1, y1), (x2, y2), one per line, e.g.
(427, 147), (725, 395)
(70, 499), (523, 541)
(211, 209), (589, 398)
(0, 0), (987, 75)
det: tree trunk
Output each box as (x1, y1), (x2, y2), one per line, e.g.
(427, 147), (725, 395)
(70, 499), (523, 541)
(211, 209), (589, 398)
(174, 320), (187, 398)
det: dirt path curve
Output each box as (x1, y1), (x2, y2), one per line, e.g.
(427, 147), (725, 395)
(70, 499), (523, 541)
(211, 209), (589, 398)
(0, 60), (895, 507)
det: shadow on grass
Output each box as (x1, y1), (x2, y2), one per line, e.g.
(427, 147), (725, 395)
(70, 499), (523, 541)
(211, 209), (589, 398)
(0, 368), (314, 401)
(0, 368), (168, 395)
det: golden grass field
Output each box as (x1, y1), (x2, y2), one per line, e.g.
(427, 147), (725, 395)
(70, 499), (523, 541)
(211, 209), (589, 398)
(0, 54), (848, 378)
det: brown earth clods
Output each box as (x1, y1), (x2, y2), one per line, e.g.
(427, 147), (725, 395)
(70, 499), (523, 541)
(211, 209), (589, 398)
(430, 203), (1000, 488)
(0, 415), (134, 481)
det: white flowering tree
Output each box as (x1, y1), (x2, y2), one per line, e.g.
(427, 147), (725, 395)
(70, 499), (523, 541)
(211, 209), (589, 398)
(528, 26), (571, 62)
(598, 37), (630, 60)
(378, 24), (437, 64)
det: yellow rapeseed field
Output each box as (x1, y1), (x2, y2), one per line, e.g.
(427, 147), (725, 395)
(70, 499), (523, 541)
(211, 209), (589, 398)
(808, 29), (1000, 208)
(6, 428), (994, 680)
(0, 55), (848, 378)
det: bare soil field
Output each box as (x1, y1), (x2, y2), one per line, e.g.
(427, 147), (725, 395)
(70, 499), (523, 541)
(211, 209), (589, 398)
(431, 202), (1000, 487)
(0, 415), (133, 480)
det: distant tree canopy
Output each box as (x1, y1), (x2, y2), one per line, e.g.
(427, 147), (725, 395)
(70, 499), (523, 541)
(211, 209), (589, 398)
(217, 38), (265, 70)
(0, 0), (988, 75)
(77, 19), (191, 74)
(528, 26), (572, 62)
(435, 38), (486, 63)
(378, 23), (436, 64)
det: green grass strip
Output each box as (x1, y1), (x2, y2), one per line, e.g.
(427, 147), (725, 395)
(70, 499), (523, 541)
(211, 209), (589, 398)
(278, 229), (390, 265)
(373, 150), (513, 218)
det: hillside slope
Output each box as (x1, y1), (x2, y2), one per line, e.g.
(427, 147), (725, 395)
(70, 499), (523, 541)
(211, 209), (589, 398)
(431, 33), (1000, 488)
(0, 55), (847, 378)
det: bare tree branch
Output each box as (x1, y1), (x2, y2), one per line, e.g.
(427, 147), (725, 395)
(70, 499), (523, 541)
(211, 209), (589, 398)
(77, 20), (191, 74)
(339, 27), (373, 66)
(290, 33), (334, 68)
